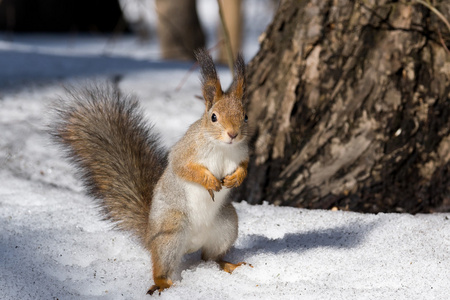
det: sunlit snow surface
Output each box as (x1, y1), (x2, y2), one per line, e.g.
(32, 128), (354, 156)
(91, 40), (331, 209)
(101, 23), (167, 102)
(1, 2), (449, 299)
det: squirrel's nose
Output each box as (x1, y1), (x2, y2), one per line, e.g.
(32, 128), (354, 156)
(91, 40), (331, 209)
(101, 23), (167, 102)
(227, 132), (238, 139)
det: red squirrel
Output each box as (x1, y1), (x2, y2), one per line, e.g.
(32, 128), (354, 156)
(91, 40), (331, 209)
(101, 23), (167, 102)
(51, 49), (250, 295)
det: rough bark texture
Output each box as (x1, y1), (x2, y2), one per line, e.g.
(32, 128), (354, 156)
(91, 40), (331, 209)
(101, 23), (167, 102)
(240, 0), (450, 213)
(0, 0), (125, 32)
(155, 0), (205, 61)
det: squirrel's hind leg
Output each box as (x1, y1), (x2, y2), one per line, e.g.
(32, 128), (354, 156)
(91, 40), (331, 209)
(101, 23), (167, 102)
(201, 203), (252, 273)
(147, 277), (173, 296)
(146, 209), (188, 295)
(217, 260), (251, 274)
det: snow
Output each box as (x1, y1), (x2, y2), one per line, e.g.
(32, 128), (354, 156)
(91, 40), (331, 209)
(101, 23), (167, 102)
(1, 2), (450, 300)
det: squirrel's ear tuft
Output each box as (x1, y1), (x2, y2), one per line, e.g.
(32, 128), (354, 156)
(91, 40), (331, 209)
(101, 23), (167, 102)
(231, 53), (246, 101)
(195, 49), (223, 110)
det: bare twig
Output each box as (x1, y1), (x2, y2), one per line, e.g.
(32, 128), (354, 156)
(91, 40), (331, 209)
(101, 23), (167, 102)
(413, 0), (450, 34)
(175, 42), (224, 92)
(436, 24), (450, 54)
(432, 0), (450, 54)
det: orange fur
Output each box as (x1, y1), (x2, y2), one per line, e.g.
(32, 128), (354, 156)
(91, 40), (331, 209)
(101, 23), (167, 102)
(223, 160), (248, 188)
(202, 78), (223, 110)
(53, 50), (249, 295)
(175, 162), (222, 191)
(148, 210), (184, 295)
(213, 97), (245, 137)
(233, 77), (245, 99)
(218, 260), (252, 274)
(147, 277), (173, 295)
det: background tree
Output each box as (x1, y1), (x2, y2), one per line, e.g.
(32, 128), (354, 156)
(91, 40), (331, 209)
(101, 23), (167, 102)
(155, 0), (205, 60)
(239, 0), (450, 213)
(217, 0), (243, 65)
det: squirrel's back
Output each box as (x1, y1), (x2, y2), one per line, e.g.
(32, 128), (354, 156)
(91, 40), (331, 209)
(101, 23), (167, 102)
(51, 84), (167, 241)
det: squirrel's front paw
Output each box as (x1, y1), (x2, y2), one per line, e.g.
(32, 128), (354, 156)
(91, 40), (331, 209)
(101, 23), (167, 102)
(203, 172), (222, 192)
(222, 166), (247, 188)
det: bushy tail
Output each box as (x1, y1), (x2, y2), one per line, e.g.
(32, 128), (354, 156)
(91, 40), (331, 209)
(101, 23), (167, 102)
(50, 84), (167, 242)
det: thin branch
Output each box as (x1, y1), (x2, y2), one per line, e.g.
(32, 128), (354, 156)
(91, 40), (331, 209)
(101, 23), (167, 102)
(413, 0), (450, 34)
(437, 25), (450, 54)
(432, 0), (450, 54)
(175, 42), (224, 92)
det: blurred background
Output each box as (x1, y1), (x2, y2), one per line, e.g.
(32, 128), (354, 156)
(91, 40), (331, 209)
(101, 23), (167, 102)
(0, 0), (276, 62)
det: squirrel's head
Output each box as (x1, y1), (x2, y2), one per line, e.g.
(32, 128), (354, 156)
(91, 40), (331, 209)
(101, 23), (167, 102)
(195, 49), (248, 146)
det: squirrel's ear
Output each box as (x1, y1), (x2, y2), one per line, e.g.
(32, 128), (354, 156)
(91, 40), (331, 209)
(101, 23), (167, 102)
(231, 53), (246, 101)
(195, 49), (223, 110)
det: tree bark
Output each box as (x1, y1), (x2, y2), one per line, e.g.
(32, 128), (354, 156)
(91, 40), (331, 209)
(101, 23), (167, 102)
(240, 0), (450, 213)
(155, 0), (205, 61)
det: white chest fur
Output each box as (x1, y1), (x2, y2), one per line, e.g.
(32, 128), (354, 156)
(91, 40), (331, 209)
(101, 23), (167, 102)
(184, 142), (246, 253)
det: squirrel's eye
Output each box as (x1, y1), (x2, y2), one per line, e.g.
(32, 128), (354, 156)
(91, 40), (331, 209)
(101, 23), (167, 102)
(211, 113), (218, 122)
(244, 114), (248, 123)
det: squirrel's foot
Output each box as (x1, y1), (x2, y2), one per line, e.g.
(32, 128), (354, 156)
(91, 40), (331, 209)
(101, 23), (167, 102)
(218, 260), (253, 274)
(147, 277), (173, 296)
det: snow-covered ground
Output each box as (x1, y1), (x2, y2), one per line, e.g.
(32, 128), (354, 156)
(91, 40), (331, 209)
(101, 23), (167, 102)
(1, 2), (450, 300)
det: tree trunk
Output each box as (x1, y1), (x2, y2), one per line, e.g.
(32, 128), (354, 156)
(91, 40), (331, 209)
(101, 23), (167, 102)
(240, 0), (450, 213)
(0, 0), (125, 32)
(155, 0), (205, 61)
(217, 0), (243, 64)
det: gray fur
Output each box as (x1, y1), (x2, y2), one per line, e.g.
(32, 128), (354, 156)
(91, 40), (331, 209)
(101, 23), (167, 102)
(50, 51), (248, 294)
(50, 84), (167, 242)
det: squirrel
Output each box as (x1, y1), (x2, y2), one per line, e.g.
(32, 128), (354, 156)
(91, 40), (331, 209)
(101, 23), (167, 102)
(50, 49), (250, 295)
